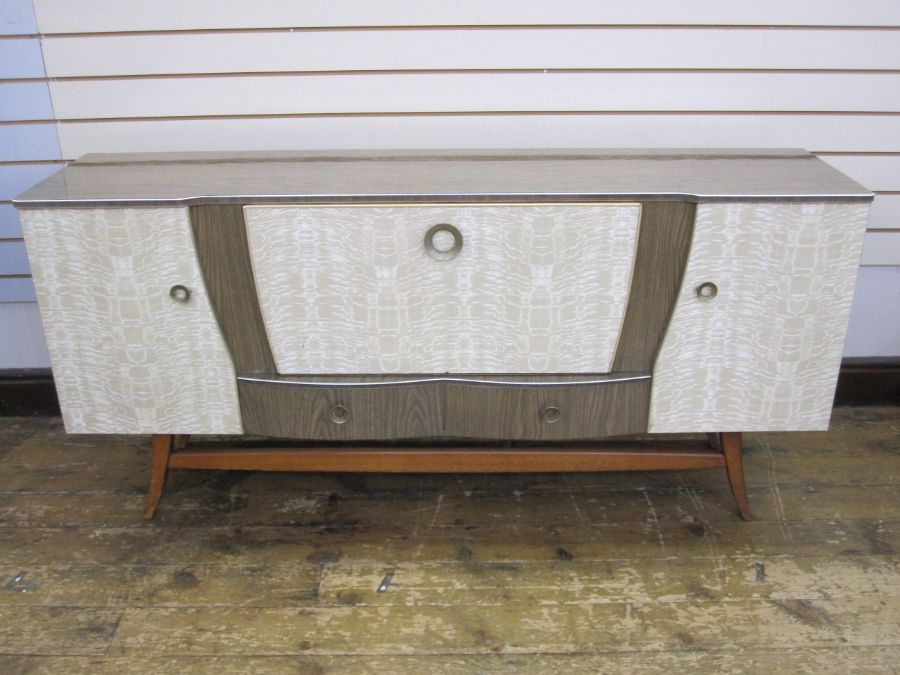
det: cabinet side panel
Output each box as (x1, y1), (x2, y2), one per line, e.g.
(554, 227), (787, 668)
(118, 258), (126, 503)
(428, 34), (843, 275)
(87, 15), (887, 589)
(19, 207), (242, 433)
(649, 202), (869, 432)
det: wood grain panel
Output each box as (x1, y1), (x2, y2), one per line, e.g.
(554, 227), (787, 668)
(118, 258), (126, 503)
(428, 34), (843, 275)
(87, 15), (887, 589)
(47, 73), (900, 119)
(239, 377), (649, 441)
(612, 201), (695, 372)
(31, 0), (900, 32)
(53, 115), (900, 160)
(168, 443), (722, 472)
(238, 379), (443, 440)
(443, 379), (650, 440)
(38, 29), (900, 77)
(189, 204), (275, 374)
(650, 202), (871, 432)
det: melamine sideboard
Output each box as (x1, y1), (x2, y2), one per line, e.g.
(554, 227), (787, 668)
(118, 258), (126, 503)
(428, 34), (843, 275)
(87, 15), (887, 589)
(14, 149), (873, 519)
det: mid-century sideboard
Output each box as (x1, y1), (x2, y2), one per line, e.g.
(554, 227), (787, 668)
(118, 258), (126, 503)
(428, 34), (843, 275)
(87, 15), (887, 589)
(14, 149), (873, 520)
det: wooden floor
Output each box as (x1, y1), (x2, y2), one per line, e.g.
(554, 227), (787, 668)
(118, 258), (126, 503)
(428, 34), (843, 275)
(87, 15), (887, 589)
(0, 410), (897, 674)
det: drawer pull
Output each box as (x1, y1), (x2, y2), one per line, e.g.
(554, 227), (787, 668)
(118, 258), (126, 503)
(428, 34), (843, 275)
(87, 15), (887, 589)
(540, 405), (562, 424)
(169, 284), (191, 303)
(424, 223), (463, 261)
(695, 282), (718, 300)
(329, 403), (349, 425)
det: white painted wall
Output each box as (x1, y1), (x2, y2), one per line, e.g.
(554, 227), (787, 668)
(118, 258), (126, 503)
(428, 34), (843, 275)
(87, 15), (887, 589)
(1, 0), (898, 368)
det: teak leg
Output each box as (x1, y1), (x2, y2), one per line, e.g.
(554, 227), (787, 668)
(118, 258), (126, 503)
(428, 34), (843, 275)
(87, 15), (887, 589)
(144, 434), (174, 520)
(720, 432), (752, 520)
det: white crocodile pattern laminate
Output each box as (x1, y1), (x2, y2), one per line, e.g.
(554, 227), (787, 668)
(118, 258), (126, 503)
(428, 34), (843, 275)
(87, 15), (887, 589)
(649, 202), (870, 432)
(244, 204), (641, 374)
(20, 208), (242, 433)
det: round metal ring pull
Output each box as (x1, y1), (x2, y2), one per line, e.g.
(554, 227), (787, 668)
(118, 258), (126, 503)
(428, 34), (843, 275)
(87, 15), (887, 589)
(424, 224), (463, 261)
(540, 405), (562, 424)
(169, 284), (191, 303)
(695, 282), (718, 301)
(329, 404), (350, 425)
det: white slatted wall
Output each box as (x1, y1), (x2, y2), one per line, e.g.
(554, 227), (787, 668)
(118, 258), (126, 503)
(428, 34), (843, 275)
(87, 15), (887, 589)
(1, 0), (899, 366)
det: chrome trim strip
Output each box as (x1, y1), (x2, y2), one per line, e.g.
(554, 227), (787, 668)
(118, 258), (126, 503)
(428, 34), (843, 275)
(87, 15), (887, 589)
(13, 192), (875, 208)
(237, 374), (651, 388)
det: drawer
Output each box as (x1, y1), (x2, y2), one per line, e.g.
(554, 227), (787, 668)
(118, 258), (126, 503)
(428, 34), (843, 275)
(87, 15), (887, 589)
(238, 379), (443, 441)
(237, 375), (649, 441)
(243, 203), (641, 374)
(444, 378), (650, 440)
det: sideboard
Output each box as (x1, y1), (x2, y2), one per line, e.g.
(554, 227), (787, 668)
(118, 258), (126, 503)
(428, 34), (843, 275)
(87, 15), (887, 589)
(14, 149), (873, 520)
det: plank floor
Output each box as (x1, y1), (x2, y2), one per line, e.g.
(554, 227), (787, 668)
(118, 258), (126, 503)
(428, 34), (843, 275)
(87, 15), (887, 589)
(0, 409), (897, 674)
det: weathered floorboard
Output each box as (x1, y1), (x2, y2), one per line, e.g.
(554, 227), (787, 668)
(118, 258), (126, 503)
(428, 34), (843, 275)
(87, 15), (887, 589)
(0, 411), (897, 667)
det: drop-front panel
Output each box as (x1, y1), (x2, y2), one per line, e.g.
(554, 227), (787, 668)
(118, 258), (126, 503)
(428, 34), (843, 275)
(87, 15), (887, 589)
(14, 150), (873, 438)
(243, 204), (641, 374)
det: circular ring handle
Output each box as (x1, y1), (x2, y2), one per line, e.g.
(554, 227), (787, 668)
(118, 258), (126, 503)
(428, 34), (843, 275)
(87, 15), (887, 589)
(695, 282), (718, 301)
(169, 284), (191, 303)
(424, 224), (463, 261)
(540, 405), (562, 425)
(329, 404), (349, 425)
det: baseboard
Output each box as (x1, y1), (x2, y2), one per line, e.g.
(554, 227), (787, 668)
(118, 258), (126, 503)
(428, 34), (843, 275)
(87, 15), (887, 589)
(0, 368), (59, 417)
(0, 360), (898, 417)
(833, 357), (900, 407)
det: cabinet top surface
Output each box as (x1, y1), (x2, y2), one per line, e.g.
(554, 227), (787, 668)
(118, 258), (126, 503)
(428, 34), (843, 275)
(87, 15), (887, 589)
(14, 148), (873, 207)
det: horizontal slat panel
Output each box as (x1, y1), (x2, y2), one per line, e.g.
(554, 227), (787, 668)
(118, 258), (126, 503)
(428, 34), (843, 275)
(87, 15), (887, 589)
(0, 0), (37, 35)
(54, 114), (900, 159)
(821, 156), (900, 191)
(0, 241), (29, 275)
(0, 164), (61, 200)
(868, 194), (900, 229)
(0, 38), (44, 78)
(844, 266), (900, 356)
(48, 73), (900, 119)
(0, 204), (22, 238)
(0, 82), (53, 120)
(0, 124), (61, 162)
(0, 303), (50, 368)
(860, 231), (900, 265)
(39, 29), (900, 77)
(0, 277), (36, 302)
(31, 0), (900, 33)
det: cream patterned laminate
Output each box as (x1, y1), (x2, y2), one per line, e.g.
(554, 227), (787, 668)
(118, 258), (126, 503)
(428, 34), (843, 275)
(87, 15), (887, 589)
(20, 208), (242, 434)
(649, 202), (870, 432)
(244, 204), (641, 374)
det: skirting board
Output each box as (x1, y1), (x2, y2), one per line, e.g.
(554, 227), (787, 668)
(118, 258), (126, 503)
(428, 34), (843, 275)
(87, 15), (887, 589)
(0, 358), (897, 417)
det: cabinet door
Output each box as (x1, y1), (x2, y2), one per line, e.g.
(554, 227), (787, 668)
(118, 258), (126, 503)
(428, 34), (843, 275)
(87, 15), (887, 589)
(649, 201), (870, 432)
(244, 204), (641, 374)
(20, 208), (241, 434)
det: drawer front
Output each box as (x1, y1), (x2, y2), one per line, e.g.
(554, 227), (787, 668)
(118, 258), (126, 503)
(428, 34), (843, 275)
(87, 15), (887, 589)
(238, 380), (443, 440)
(244, 203), (641, 374)
(238, 377), (649, 441)
(444, 379), (650, 440)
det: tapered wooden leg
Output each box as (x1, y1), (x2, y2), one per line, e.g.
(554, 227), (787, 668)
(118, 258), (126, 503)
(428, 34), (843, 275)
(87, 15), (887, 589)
(144, 434), (174, 520)
(720, 432), (751, 520)
(175, 434), (191, 450)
